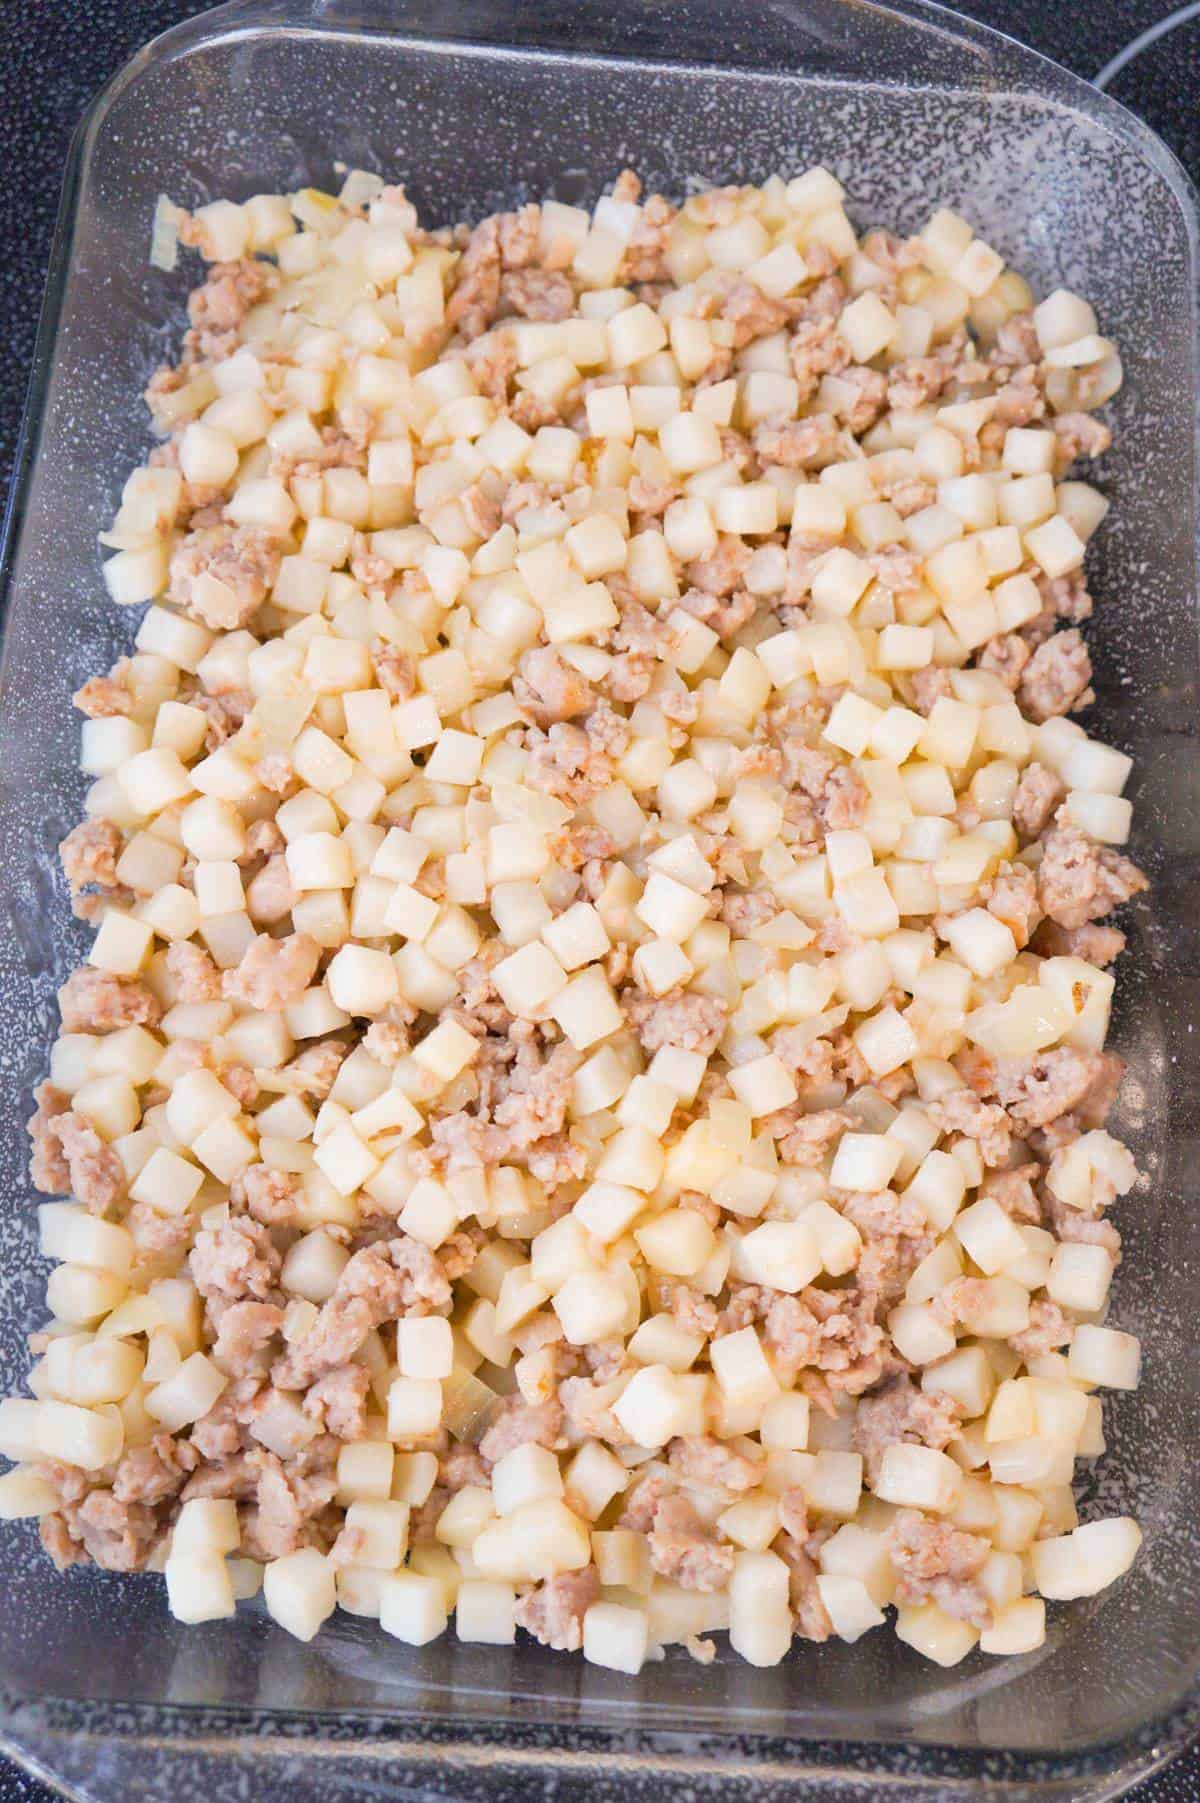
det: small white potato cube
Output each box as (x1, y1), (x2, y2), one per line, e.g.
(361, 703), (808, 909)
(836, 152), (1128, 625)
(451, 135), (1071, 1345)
(1032, 1517), (1141, 1600)
(816, 1573), (885, 1643)
(341, 1499), (411, 1570)
(733, 1221), (821, 1293)
(435, 1486), (494, 1550)
(1046, 1242), (1114, 1314)
(839, 292), (897, 361)
(281, 1228), (349, 1304)
(648, 1046), (708, 1102)
(953, 1196), (1028, 1275)
(263, 1547), (336, 1642)
(791, 485), (846, 538)
(1032, 288), (1098, 351)
(792, 1450), (861, 1520)
(835, 869), (900, 939)
(387, 1376), (443, 1441)
(33, 1399), (123, 1468)
(565, 512), (628, 580)
(664, 495), (719, 563)
(940, 908), (1017, 979)
(729, 1550), (792, 1667)
(508, 1496), (592, 1580)
(553, 1270), (628, 1345)
(1024, 514), (1085, 580)
(456, 1579), (517, 1644)
(337, 1440), (394, 1505)
(583, 1601), (649, 1674)
(384, 882), (440, 941)
(636, 873), (710, 944)
(596, 1125), (665, 1194)
(1003, 427), (1056, 475)
(1068, 1323), (1141, 1390)
(626, 1313), (703, 1376)
(727, 1054), (797, 1118)
(336, 1564), (386, 1619)
(542, 902), (610, 971)
(550, 967), (624, 1050)
(170, 1492), (241, 1565)
(727, 785), (783, 850)
(325, 944), (400, 1016)
(979, 1596), (1046, 1655)
(102, 544), (169, 607)
(492, 942), (567, 1015)
(38, 1206), (133, 1278)
(165, 1549), (236, 1625)
(372, 828), (428, 885)
(0, 1401), (42, 1464)
(46, 1265), (128, 1327)
(920, 207), (974, 273)
(146, 1353), (226, 1432)
(825, 692), (884, 758)
(951, 238), (1004, 299)
(714, 483), (778, 536)
(799, 1199), (862, 1277)
(895, 1600), (979, 1666)
(0, 1468), (59, 1519)
(425, 729), (484, 787)
(760, 1392), (811, 1452)
(492, 1442), (564, 1517)
(659, 411), (724, 475)
(710, 1327), (778, 1411)
(563, 1440), (629, 1520)
(379, 1569), (449, 1645)
(830, 1132), (903, 1192)
(874, 1444), (963, 1513)
(634, 1208), (715, 1278)
(313, 1122), (379, 1196)
(586, 384), (634, 441)
(888, 1300), (957, 1367)
(904, 1150), (967, 1231)
(612, 1365), (691, 1448)
(412, 1017), (479, 1082)
(853, 1005), (919, 1077)
(573, 1181), (646, 1244)
(658, 760), (718, 827)
(592, 1528), (651, 1594)
(87, 909), (154, 978)
(397, 1316), (454, 1381)
(810, 547), (872, 615)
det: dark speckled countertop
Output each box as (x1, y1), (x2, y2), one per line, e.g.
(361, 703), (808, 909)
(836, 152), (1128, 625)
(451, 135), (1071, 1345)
(1, 1), (1198, 1797)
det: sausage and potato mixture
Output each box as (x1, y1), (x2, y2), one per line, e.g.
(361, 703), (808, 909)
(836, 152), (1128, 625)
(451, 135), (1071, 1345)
(0, 163), (1145, 1671)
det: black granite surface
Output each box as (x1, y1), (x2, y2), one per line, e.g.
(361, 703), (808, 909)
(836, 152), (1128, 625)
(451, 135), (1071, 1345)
(1, 0), (1197, 1797)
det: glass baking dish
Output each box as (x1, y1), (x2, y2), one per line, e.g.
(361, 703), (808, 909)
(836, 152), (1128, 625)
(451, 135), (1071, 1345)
(0, 0), (1196, 1794)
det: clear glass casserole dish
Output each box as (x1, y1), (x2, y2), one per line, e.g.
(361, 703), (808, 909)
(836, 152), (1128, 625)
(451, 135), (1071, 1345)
(0, 0), (1196, 1794)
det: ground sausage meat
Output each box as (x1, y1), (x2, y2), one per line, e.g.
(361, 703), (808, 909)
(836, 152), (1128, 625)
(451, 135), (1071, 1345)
(1036, 826), (1148, 930)
(223, 932), (321, 1011)
(887, 1510), (992, 1628)
(623, 987), (728, 1055)
(992, 1047), (1119, 1133)
(478, 1397), (565, 1464)
(852, 1377), (961, 1485)
(59, 820), (123, 893)
(1017, 629), (1095, 722)
(515, 1566), (600, 1651)
(58, 967), (161, 1032)
(648, 1493), (736, 1592)
(191, 1217), (282, 1304)
(1012, 762), (1065, 841)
